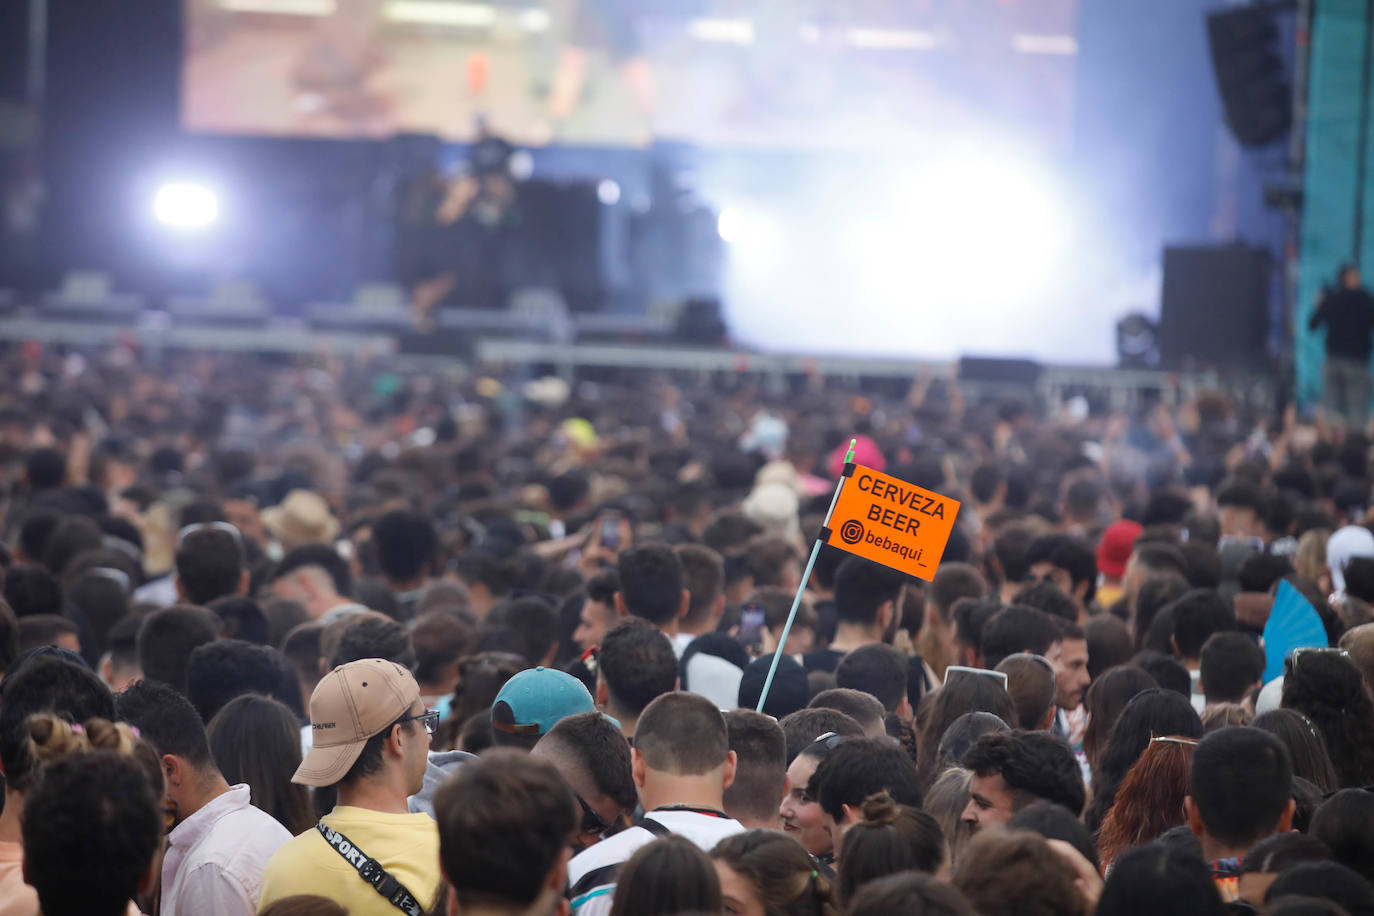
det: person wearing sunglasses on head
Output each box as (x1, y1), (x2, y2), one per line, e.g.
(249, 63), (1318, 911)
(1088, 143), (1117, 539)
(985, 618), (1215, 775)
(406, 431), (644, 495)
(778, 730), (850, 874)
(258, 659), (442, 916)
(808, 736), (924, 860)
(1283, 647), (1374, 788)
(175, 522), (249, 607)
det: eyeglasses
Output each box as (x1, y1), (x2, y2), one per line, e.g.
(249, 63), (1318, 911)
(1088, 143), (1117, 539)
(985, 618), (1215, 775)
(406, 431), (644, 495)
(944, 666), (1009, 690)
(575, 793), (610, 837)
(399, 710), (440, 735)
(177, 520), (244, 548)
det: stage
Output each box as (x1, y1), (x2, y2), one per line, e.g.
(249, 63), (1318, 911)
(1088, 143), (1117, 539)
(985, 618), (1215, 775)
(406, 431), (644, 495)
(0, 295), (1277, 413)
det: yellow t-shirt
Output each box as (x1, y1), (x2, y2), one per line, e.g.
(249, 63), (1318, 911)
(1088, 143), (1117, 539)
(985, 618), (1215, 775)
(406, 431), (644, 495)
(257, 807), (440, 916)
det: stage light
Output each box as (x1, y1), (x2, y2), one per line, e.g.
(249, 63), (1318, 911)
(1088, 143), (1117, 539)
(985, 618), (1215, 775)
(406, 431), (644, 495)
(152, 183), (219, 230)
(1012, 34), (1079, 55)
(688, 18), (755, 45)
(712, 145), (1086, 361)
(598, 179), (621, 206)
(846, 27), (938, 50)
(717, 207), (743, 242)
(891, 151), (1069, 304)
(508, 150), (534, 180)
(517, 8), (551, 31)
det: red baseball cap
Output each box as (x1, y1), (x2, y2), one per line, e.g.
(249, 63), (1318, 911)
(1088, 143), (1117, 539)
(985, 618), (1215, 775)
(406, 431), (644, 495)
(1097, 520), (1143, 579)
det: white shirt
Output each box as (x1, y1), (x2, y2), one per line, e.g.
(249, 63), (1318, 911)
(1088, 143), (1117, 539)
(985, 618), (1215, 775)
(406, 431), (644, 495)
(671, 632), (695, 659)
(683, 653), (743, 711)
(132, 574), (178, 608)
(568, 809), (745, 916)
(161, 784), (292, 916)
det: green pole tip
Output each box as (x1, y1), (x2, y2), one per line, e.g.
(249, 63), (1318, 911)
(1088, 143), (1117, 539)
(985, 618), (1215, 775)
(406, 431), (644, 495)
(845, 438), (857, 464)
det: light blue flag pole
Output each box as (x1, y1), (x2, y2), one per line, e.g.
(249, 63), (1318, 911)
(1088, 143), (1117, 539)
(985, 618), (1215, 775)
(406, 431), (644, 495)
(756, 439), (856, 713)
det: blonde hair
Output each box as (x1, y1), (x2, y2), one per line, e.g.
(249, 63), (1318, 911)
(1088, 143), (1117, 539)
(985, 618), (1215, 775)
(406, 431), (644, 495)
(15, 713), (161, 796)
(27, 713), (139, 759)
(1296, 528), (1331, 584)
(1201, 702), (1252, 732)
(923, 768), (974, 868)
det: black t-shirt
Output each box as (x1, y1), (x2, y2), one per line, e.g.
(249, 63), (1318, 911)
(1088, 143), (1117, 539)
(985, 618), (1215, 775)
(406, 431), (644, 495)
(802, 647), (845, 674)
(1310, 288), (1374, 361)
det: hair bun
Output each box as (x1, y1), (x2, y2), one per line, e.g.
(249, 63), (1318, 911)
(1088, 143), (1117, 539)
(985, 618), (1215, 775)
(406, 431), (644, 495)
(26, 713), (85, 761)
(859, 791), (899, 827)
(82, 718), (136, 754)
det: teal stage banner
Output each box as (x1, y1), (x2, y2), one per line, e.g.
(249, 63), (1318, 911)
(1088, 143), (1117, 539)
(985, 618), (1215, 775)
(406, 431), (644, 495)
(1298, 0), (1374, 406)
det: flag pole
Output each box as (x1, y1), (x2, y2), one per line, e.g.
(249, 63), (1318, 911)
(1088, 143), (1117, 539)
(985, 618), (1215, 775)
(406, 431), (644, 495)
(756, 439), (856, 713)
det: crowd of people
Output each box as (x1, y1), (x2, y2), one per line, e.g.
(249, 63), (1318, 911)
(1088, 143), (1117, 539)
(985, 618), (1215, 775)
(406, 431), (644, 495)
(3, 344), (1374, 916)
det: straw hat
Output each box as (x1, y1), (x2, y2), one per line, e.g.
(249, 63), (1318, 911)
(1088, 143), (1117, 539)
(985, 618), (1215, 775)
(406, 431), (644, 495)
(262, 489), (340, 547)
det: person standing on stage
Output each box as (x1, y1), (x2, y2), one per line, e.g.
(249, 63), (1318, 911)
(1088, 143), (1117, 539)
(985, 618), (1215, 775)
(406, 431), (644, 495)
(1310, 264), (1374, 430)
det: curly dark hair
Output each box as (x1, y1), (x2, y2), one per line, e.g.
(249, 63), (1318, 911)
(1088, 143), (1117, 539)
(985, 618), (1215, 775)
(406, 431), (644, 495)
(1282, 651), (1374, 788)
(962, 731), (1085, 817)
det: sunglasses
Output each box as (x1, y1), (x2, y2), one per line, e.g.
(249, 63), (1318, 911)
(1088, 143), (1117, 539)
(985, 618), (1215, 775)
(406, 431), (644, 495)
(399, 710), (440, 735)
(798, 732), (848, 804)
(87, 566), (132, 594)
(575, 793), (610, 836)
(944, 666), (1009, 689)
(177, 520), (244, 548)
(1289, 647), (1350, 672)
(807, 731), (848, 754)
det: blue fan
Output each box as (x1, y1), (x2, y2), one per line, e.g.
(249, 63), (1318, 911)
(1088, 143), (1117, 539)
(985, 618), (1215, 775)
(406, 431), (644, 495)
(1262, 579), (1328, 683)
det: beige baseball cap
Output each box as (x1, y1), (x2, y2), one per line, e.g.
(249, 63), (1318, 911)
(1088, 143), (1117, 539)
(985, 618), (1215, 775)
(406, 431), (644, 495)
(294, 658), (421, 787)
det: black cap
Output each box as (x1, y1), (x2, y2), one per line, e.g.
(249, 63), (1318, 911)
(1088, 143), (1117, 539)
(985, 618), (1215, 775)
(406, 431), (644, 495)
(738, 653), (809, 719)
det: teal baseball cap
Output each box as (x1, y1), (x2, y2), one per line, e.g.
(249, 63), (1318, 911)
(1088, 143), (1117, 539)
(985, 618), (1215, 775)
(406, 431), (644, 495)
(491, 666), (596, 737)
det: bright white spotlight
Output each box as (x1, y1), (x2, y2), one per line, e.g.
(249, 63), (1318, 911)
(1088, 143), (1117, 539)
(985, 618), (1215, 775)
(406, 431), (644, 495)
(508, 150), (535, 180)
(717, 207), (743, 243)
(894, 151), (1068, 303)
(153, 183), (219, 229)
(597, 179), (621, 206)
